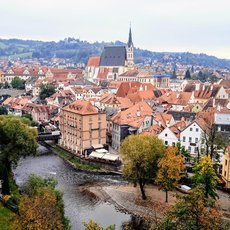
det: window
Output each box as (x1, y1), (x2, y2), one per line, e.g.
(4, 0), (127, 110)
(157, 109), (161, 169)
(165, 133), (168, 137)
(195, 138), (198, 143)
(224, 171), (227, 177)
(188, 146), (191, 152)
(196, 128), (199, 132)
(165, 141), (168, 145)
(194, 147), (198, 153)
(189, 137), (192, 143)
(226, 160), (228, 166)
(183, 136), (186, 142)
(172, 142), (175, 146)
(190, 127), (193, 131)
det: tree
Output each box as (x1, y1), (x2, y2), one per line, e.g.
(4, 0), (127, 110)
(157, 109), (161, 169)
(13, 175), (70, 230)
(0, 116), (37, 194)
(39, 83), (56, 100)
(0, 106), (8, 115)
(156, 147), (185, 203)
(193, 156), (220, 200)
(171, 67), (177, 79)
(120, 135), (165, 200)
(184, 69), (191, 79)
(11, 77), (25, 89)
(202, 123), (227, 161)
(84, 220), (115, 230)
(152, 186), (225, 230)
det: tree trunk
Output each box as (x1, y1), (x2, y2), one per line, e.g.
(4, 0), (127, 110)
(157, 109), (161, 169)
(165, 190), (168, 203)
(2, 166), (10, 195)
(138, 179), (146, 200)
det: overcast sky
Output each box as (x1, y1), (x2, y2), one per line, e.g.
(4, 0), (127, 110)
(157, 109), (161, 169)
(0, 0), (230, 59)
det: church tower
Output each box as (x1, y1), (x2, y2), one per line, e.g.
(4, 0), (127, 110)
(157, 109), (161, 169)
(126, 26), (134, 68)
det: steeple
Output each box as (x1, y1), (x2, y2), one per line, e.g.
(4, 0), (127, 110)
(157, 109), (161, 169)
(127, 24), (133, 48)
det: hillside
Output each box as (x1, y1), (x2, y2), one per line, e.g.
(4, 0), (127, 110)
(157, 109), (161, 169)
(0, 37), (230, 69)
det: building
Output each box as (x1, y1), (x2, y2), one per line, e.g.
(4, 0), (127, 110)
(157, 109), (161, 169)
(180, 118), (207, 157)
(222, 145), (230, 189)
(111, 101), (153, 150)
(59, 100), (106, 155)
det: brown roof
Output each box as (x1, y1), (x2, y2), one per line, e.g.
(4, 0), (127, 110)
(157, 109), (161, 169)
(62, 100), (99, 115)
(87, 56), (100, 67)
(141, 124), (163, 136)
(111, 101), (153, 128)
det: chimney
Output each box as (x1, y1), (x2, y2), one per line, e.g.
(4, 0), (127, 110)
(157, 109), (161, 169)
(213, 98), (215, 107)
(136, 111), (141, 117)
(195, 83), (200, 91)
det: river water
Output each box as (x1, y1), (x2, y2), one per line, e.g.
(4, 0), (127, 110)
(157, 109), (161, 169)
(13, 145), (131, 230)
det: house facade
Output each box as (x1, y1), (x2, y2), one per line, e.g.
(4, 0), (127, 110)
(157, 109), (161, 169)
(59, 100), (106, 155)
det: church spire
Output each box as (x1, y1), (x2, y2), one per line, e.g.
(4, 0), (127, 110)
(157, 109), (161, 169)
(127, 24), (133, 48)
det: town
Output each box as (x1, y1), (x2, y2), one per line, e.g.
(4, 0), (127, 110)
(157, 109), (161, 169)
(0, 26), (230, 229)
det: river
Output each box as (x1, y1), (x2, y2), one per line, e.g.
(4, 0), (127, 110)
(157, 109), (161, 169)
(13, 145), (131, 230)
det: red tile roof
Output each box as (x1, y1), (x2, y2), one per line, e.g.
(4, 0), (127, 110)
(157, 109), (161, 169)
(87, 56), (100, 67)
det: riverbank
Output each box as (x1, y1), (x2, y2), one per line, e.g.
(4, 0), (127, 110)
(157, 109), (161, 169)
(80, 184), (230, 224)
(48, 144), (122, 175)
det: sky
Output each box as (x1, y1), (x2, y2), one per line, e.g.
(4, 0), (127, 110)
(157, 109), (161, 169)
(0, 0), (230, 59)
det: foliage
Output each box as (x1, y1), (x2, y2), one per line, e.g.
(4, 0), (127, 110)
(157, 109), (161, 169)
(13, 175), (70, 230)
(0, 115), (37, 194)
(0, 106), (8, 115)
(120, 135), (166, 200)
(39, 83), (56, 100)
(184, 69), (191, 79)
(156, 147), (185, 202)
(192, 156), (220, 199)
(176, 142), (190, 159)
(52, 146), (101, 171)
(84, 220), (115, 230)
(202, 123), (227, 161)
(152, 186), (225, 230)
(11, 77), (25, 89)
(0, 202), (16, 230)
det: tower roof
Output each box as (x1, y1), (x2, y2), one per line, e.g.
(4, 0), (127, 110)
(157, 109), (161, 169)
(127, 26), (133, 48)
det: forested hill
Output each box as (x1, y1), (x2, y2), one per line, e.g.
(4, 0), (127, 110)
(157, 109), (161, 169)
(0, 37), (230, 69)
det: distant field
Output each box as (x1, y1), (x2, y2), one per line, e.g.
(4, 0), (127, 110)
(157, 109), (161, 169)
(9, 52), (33, 59)
(0, 42), (8, 49)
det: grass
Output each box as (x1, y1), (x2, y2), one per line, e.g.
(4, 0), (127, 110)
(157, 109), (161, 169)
(51, 146), (101, 172)
(0, 203), (15, 230)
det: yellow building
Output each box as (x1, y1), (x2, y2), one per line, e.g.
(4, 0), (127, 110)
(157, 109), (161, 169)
(59, 100), (106, 155)
(222, 145), (230, 189)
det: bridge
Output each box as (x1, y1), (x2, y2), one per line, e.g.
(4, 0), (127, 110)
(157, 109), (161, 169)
(37, 131), (61, 142)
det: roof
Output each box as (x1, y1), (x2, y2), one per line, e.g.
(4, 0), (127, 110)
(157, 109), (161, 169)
(70, 78), (95, 86)
(62, 100), (99, 115)
(167, 110), (196, 122)
(87, 56), (101, 67)
(141, 124), (162, 136)
(119, 70), (139, 77)
(111, 101), (153, 128)
(100, 46), (126, 66)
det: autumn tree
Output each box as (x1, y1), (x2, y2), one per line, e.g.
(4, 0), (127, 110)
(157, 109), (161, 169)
(0, 116), (37, 194)
(84, 220), (115, 230)
(13, 175), (70, 230)
(156, 147), (185, 203)
(120, 135), (165, 200)
(193, 156), (220, 200)
(152, 186), (225, 230)
(39, 83), (56, 100)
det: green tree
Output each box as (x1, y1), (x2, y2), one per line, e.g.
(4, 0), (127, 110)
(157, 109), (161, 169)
(202, 123), (227, 161)
(152, 186), (225, 230)
(120, 135), (165, 200)
(39, 83), (56, 100)
(0, 116), (37, 194)
(156, 147), (185, 203)
(184, 69), (191, 79)
(193, 156), (220, 200)
(0, 106), (8, 115)
(11, 77), (25, 89)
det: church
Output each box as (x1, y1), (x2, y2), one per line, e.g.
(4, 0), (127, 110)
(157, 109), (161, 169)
(85, 27), (135, 82)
